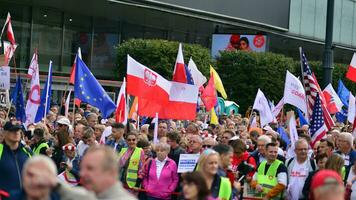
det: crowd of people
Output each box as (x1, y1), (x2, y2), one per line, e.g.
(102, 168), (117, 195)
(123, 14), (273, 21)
(0, 103), (355, 200)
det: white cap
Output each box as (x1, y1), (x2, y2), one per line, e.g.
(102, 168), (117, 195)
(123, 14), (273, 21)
(57, 117), (71, 126)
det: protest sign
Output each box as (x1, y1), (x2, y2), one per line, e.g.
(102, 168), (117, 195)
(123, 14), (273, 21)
(0, 66), (10, 90)
(177, 154), (200, 173)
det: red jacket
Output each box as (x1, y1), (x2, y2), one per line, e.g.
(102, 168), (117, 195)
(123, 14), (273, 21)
(231, 151), (256, 178)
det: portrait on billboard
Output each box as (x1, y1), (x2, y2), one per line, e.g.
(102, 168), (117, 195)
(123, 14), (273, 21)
(211, 34), (267, 58)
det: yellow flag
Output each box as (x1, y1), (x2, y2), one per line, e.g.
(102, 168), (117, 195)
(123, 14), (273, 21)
(210, 107), (219, 125)
(210, 65), (227, 99)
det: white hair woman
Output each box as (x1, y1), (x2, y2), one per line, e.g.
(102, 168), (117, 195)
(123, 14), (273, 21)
(142, 142), (178, 200)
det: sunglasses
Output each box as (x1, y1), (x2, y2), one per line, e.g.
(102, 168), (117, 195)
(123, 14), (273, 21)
(202, 145), (212, 148)
(127, 139), (136, 142)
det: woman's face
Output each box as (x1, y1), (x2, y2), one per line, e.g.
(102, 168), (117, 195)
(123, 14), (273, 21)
(156, 147), (168, 161)
(204, 154), (219, 176)
(127, 135), (137, 148)
(183, 182), (199, 200)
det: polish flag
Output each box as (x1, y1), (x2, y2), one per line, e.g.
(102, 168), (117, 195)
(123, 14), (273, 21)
(346, 53), (356, 82)
(172, 43), (187, 83)
(115, 78), (127, 125)
(323, 83), (343, 114)
(3, 41), (17, 65)
(348, 92), (355, 124)
(138, 81), (199, 120)
(24, 52), (41, 127)
(69, 48), (82, 84)
(127, 55), (171, 103)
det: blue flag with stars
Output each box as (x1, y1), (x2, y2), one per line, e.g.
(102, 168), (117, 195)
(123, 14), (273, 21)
(74, 56), (116, 118)
(35, 61), (53, 122)
(11, 76), (26, 122)
(337, 79), (350, 107)
(297, 108), (308, 126)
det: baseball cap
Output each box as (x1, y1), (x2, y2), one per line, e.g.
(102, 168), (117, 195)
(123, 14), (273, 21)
(311, 170), (343, 190)
(3, 121), (22, 132)
(57, 117), (70, 126)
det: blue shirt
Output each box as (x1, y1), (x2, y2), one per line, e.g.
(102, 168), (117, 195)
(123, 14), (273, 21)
(105, 138), (127, 153)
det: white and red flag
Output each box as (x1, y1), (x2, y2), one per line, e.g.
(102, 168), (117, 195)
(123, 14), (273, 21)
(24, 52), (41, 127)
(348, 92), (355, 124)
(172, 43), (187, 83)
(3, 41), (17, 65)
(1, 12), (16, 45)
(346, 53), (356, 82)
(115, 78), (127, 125)
(283, 70), (308, 114)
(323, 83), (343, 114)
(64, 90), (72, 117)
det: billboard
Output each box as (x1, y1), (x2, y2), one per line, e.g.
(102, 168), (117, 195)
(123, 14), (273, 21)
(211, 34), (267, 58)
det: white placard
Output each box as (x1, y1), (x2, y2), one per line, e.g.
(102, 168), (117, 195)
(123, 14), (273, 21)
(177, 154), (200, 173)
(0, 66), (10, 90)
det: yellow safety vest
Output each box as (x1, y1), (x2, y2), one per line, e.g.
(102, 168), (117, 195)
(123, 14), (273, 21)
(0, 144), (32, 160)
(218, 177), (232, 200)
(33, 142), (49, 155)
(119, 147), (142, 188)
(257, 160), (282, 196)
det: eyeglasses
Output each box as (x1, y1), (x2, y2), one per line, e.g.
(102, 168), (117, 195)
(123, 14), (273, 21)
(203, 145), (212, 148)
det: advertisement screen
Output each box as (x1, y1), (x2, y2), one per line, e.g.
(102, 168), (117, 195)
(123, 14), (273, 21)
(211, 34), (267, 58)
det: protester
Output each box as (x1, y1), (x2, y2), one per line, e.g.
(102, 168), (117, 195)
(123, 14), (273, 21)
(347, 159), (356, 199)
(105, 123), (127, 153)
(94, 124), (105, 142)
(119, 132), (145, 189)
(202, 137), (216, 150)
(250, 135), (285, 166)
(57, 143), (80, 186)
(56, 117), (71, 133)
(181, 172), (213, 200)
(220, 130), (234, 145)
(167, 131), (186, 165)
(310, 170), (345, 200)
(77, 127), (98, 157)
(11, 155), (60, 200)
(196, 149), (232, 200)
(74, 123), (86, 144)
(317, 138), (334, 156)
(31, 128), (49, 155)
(142, 142), (179, 200)
(230, 139), (256, 181)
(86, 113), (98, 129)
(0, 121), (32, 196)
(335, 132), (356, 167)
(51, 130), (72, 169)
(303, 153), (328, 199)
(251, 142), (287, 200)
(158, 121), (168, 140)
(325, 154), (346, 181)
(286, 139), (316, 200)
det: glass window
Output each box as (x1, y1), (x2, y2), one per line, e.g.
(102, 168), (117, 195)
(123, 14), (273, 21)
(91, 17), (120, 79)
(62, 13), (92, 74)
(31, 7), (62, 72)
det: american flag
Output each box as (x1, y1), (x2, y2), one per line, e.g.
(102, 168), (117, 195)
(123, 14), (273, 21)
(300, 48), (335, 130)
(309, 93), (327, 147)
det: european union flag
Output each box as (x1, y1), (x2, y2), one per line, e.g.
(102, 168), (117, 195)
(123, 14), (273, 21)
(184, 64), (194, 85)
(11, 76), (25, 122)
(277, 126), (290, 147)
(337, 79), (350, 107)
(297, 108), (308, 126)
(336, 108), (348, 123)
(74, 56), (116, 118)
(35, 61), (52, 122)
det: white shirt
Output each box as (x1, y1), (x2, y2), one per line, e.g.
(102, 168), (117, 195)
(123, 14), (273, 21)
(77, 140), (98, 157)
(288, 161), (309, 200)
(155, 158), (168, 179)
(347, 168), (356, 200)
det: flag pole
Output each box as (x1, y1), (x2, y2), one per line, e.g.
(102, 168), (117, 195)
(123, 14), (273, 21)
(299, 47), (310, 122)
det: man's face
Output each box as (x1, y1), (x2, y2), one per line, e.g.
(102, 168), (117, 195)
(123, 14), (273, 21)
(295, 141), (308, 161)
(318, 141), (330, 155)
(220, 152), (233, 168)
(4, 130), (22, 143)
(221, 133), (232, 145)
(257, 141), (266, 155)
(202, 138), (215, 149)
(186, 125), (197, 135)
(158, 123), (168, 137)
(111, 128), (124, 140)
(266, 146), (278, 162)
(189, 136), (202, 153)
(75, 125), (84, 140)
(87, 117), (98, 128)
(80, 151), (111, 194)
(23, 162), (52, 199)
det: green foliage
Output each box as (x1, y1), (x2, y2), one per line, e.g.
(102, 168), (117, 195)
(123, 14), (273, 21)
(215, 51), (297, 113)
(115, 39), (212, 80)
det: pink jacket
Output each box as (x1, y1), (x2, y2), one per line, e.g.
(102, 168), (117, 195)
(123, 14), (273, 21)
(142, 158), (179, 199)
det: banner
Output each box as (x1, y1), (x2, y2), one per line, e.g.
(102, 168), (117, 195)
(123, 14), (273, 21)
(283, 70), (307, 114)
(177, 154), (200, 173)
(0, 66), (10, 90)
